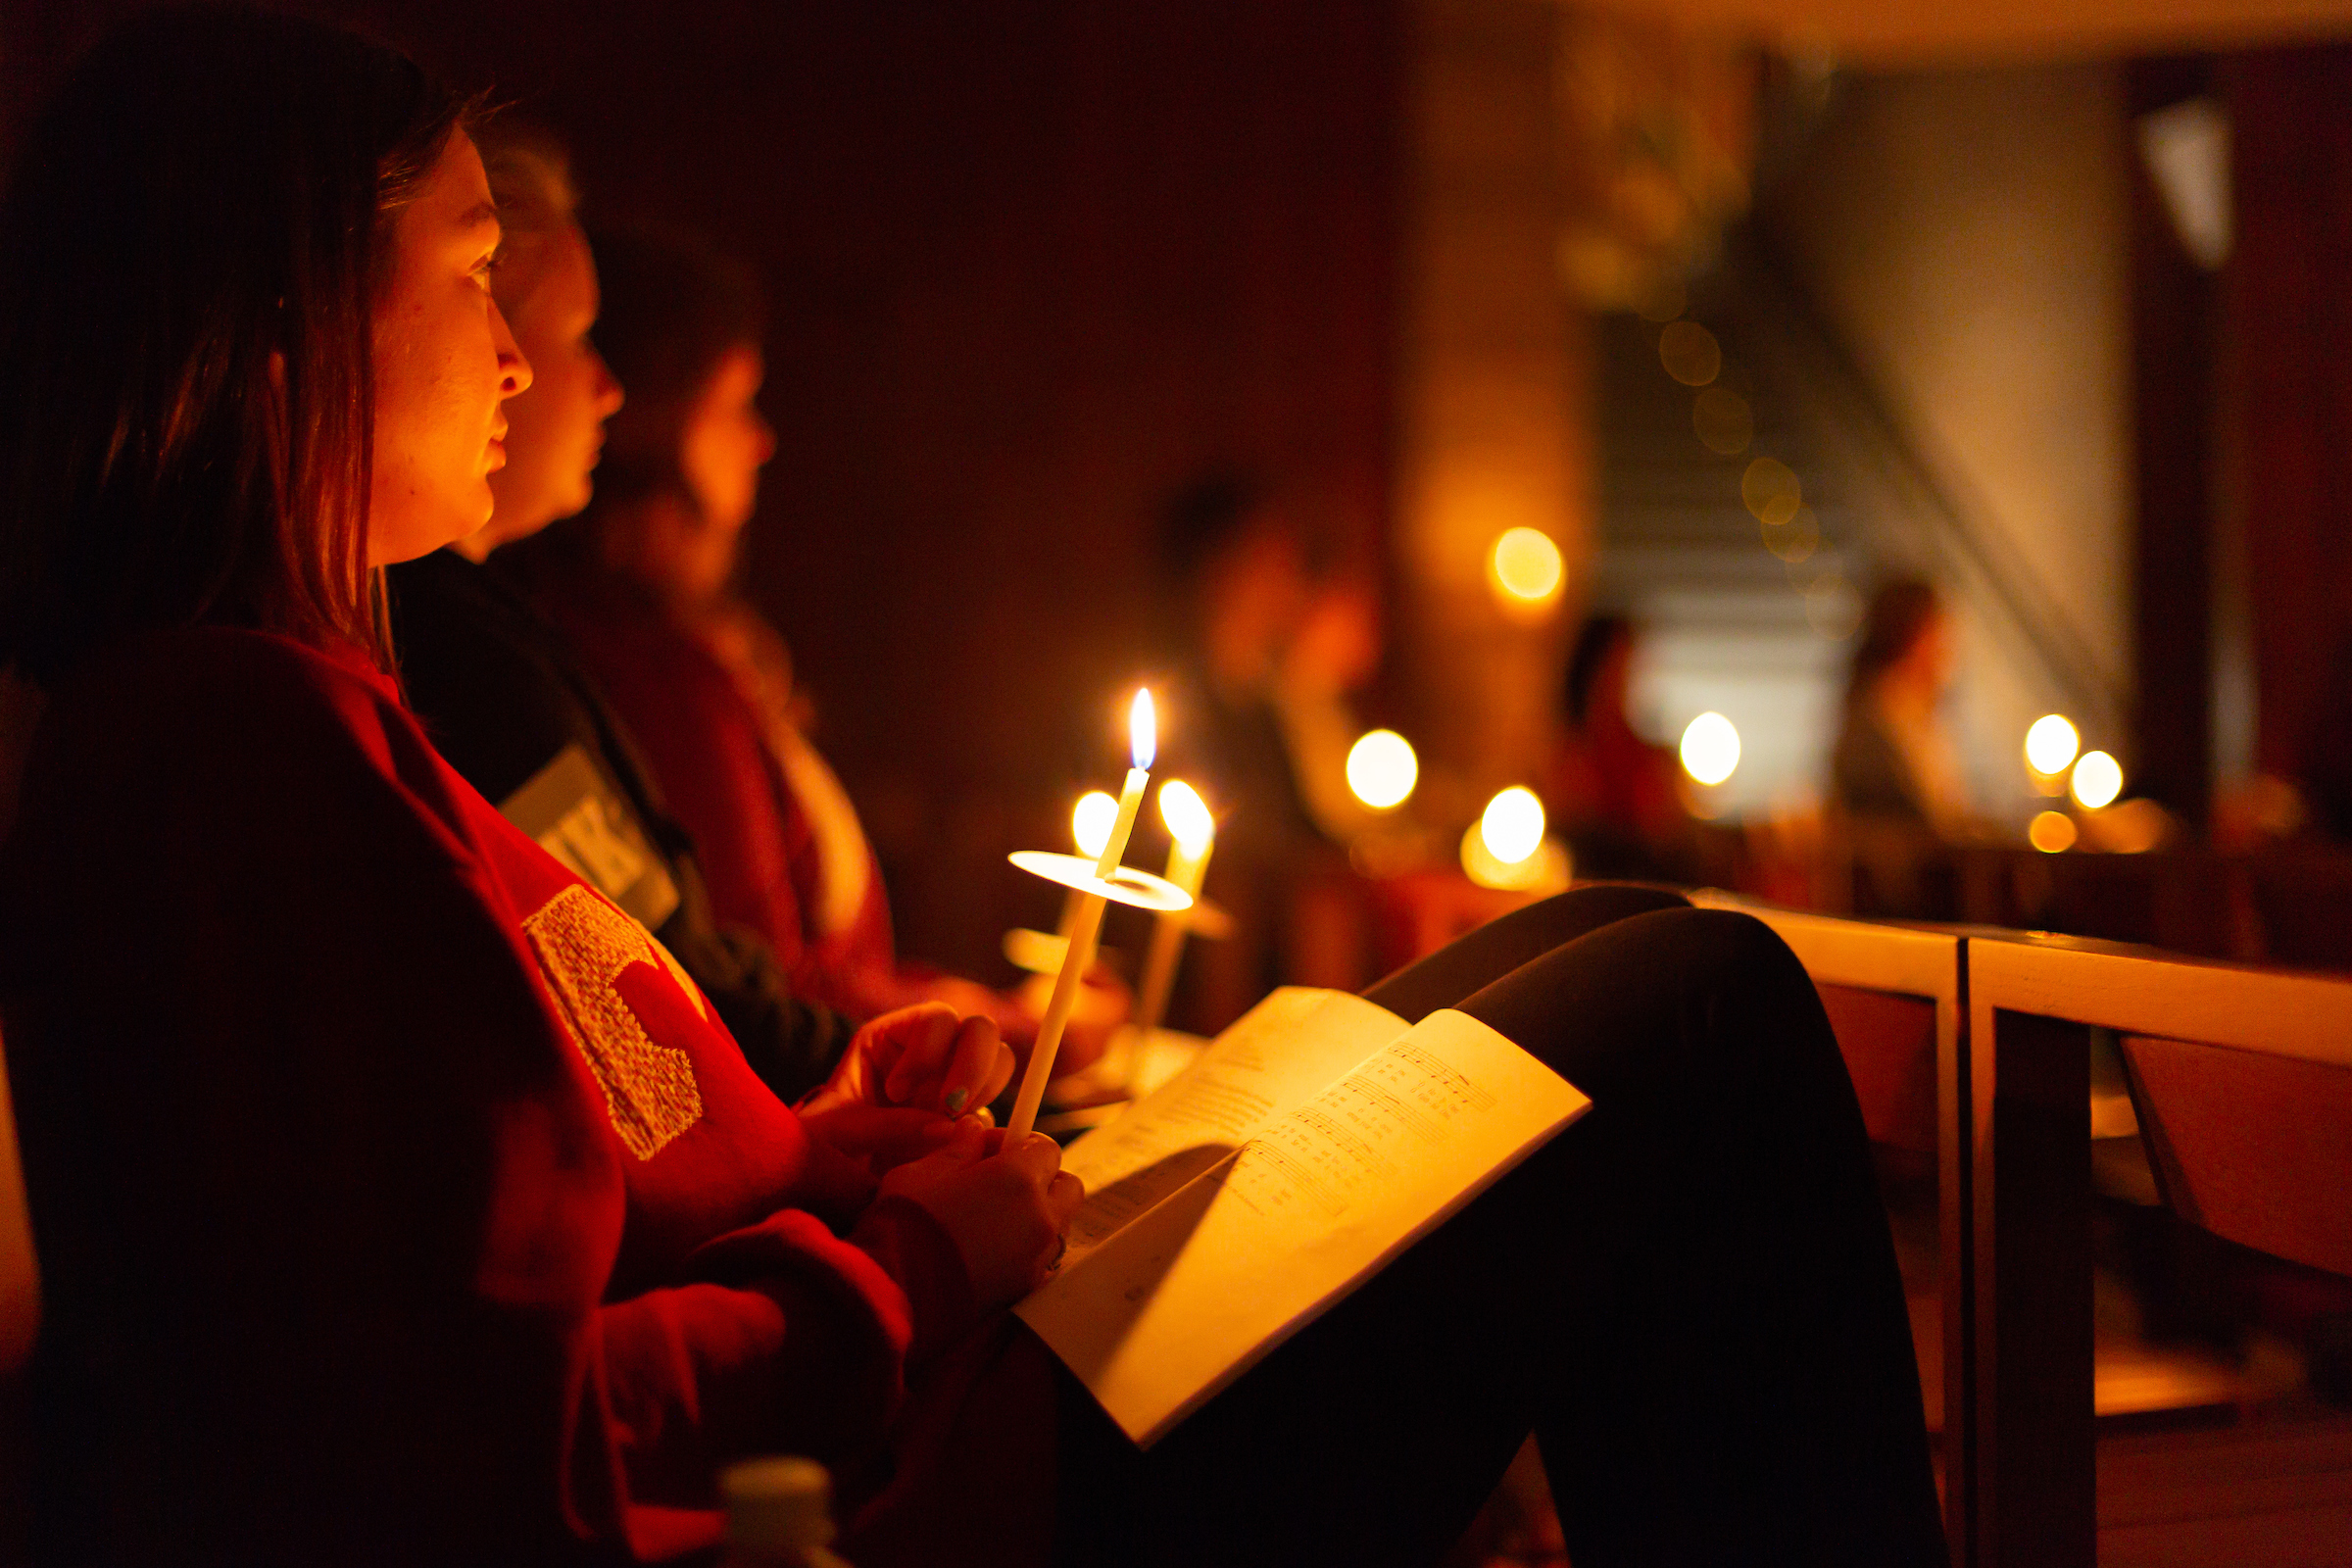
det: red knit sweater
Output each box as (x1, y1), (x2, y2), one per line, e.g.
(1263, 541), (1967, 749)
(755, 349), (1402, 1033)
(0, 628), (1054, 1565)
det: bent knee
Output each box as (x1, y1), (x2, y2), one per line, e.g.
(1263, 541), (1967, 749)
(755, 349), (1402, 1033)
(1647, 907), (1811, 997)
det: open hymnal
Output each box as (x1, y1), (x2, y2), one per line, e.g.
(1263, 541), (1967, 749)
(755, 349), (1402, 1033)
(1015, 987), (1591, 1447)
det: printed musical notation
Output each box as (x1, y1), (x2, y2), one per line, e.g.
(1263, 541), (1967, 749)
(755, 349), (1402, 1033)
(1226, 1034), (1498, 1219)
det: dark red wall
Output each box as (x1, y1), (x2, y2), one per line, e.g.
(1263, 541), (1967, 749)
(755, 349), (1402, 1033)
(2, 0), (1399, 974)
(2229, 44), (2352, 789)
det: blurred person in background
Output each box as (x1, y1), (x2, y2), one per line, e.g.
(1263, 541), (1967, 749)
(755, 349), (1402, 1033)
(1830, 580), (1971, 914)
(389, 122), (858, 1102)
(1545, 613), (1698, 883)
(1152, 474), (1384, 1020)
(507, 222), (1122, 1069)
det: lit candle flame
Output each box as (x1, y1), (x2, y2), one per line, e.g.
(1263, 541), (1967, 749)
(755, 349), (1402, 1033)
(1158, 779), (1214, 856)
(1130, 688), (1156, 770)
(1072, 790), (1119, 859)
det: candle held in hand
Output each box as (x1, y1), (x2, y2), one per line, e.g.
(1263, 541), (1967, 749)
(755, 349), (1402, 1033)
(1007, 689), (1155, 1138)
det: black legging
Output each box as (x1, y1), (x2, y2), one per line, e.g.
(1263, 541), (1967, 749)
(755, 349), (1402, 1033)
(1054, 885), (1944, 1567)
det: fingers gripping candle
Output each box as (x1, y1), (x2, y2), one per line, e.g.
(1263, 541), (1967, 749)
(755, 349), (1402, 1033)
(1005, 691), (1153, 1138)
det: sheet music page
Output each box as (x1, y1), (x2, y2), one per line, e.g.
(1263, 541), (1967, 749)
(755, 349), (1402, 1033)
(1052, 987), (1409, 1267)
(1016, 1004), (1590, 1447)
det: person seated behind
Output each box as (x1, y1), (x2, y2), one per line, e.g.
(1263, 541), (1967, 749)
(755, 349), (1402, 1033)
(0, 15), (1943, 1564)
(1830, 580), (1973, 914)
(1545, 613), (1699, 884)
(1150, 474), (1390, 1017)
(502, 223), (1121, 1069)
(386, 122), (854, 1102)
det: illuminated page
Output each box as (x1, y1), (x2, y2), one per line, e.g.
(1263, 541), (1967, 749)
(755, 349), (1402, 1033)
(1015, 1005), (1590, 1448)
(1053, 987), (1412, 1267)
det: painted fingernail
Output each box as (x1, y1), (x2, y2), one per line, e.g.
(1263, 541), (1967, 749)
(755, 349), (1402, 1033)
(945, 1089), (968, 1115)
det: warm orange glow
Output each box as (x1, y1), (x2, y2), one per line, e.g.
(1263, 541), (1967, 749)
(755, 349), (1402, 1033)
(1347, 729), (1419, 809)
(2029, 809), (2079, 854)
(1660, 320), (1722, 386)
(1490, 527), (1565, 606)
(2071, 750), (2123, 810)
(1741, 458), (1801, 528)
(1679, 712), (1740, 785)
(1129, 688), (1156, 770)
(1806, 573), (1863, 640)
(2025, 713), (2080, 777)
(1072, 791), (1119, 859)
(1693, 388), (1752, 455)
(1461, 820), (1571, 892)
(1157, 779), (1214, 856)
(1636, 276), (1687, 323)
(2101, 798), (2168, 854)
(1763, 506), (1819, 563)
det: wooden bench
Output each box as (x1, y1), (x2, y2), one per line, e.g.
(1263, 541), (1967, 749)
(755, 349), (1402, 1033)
(1964, 934), (2352, 1568)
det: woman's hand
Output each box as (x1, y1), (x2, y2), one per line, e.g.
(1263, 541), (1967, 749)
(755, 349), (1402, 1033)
(799, 1003), (1013, 1172)
(875, 1124), (1085, 1309)
(804, 1002), (1013, 1119)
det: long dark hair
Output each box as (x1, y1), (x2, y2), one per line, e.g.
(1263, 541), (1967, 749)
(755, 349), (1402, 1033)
(580, 221), (766, 518)
(1845, 579), (1942, 708)
(0, 7), (471, 685)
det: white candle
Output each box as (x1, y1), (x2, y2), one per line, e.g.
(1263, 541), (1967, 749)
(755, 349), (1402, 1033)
(1130, 780), (1214, 1041)
(1007, 690), (1154, 1138)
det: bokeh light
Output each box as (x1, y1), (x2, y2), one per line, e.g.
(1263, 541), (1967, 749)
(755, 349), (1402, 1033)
(1157, 779), (1214, 855)
(2029, 810), (2079, 854)
(1679, 712), (1740, 786)
(1479, 787), (1547, 865)
(1490, 527), (1565, 606)
(1461, 823), (1571, 892)
(1659, 320), (1722, 386)
(1346, 729), (1419, 809)
(1741, 458), (1801, 527)
(1636, 276), (1688, 323)
(1072, 791), (1119, 859)
(1693, 388), (1753, 455)
(2025, 713), (2081, 777)
(2070, 751), (2123, 810)
(1763, 506), (1819, 563)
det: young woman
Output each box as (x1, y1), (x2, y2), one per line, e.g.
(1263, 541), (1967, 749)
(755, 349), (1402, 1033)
(0, 14), (1048, 1562)
(1830, 580), (1975, 913)
(388, 123), (859, 1103)
(0, 12), (1941, 1566)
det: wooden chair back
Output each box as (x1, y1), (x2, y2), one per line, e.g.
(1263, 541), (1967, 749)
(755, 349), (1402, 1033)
(1965, 935), (2352, 1568)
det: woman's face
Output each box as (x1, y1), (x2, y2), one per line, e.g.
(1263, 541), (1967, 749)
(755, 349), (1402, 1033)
(658, 342), (774, 601)
(368, 131), (532, 565)
(681, 344), (773, 534)
(481, 220), (622, 548)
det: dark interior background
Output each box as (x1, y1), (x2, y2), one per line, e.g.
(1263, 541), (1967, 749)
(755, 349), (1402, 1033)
(0, 0), (1398, 978)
